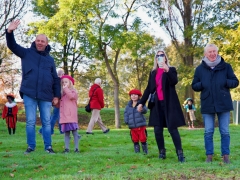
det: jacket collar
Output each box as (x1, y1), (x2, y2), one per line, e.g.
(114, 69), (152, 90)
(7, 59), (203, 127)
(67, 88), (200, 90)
(202, 57), (226, 70)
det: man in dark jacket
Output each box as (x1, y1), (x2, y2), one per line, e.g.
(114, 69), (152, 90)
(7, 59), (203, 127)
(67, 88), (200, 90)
(6, 20), (61, 154)
(192, 44), (239, 164)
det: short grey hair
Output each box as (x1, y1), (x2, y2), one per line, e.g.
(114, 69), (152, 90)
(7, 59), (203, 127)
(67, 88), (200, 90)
(94, 78), (101, 84)
(204, 44), (219, 53)
(57, 68), (64, 77)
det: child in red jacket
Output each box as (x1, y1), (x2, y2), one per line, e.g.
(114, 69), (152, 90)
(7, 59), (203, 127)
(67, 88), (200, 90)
(2, 94), (18, 135)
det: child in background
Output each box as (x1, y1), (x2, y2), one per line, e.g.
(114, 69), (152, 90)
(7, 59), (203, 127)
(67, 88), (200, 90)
(124, 89), (148, 154)
(59, 75), (80, 153)
(183, 98), (196, 129)
(2, 94), (18, 135)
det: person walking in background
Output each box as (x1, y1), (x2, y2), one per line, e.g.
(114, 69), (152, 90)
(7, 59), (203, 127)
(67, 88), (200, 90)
(137, 50), (186, 162)
(6, 20), (61, 154)
(124, 89), (148, 154)
(192, 44), (239, 164)
(2, 94), (18, 135)
(86, 78), (110, 134)
(39, 68), (65, 135)
(183, 98), (196, 129)
(59, 75), (80, 153)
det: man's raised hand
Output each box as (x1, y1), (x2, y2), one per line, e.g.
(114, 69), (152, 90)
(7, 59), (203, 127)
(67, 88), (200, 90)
(7, 20), (20, 33)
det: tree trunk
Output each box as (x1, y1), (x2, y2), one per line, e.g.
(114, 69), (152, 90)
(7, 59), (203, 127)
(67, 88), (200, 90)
(114, 83), (121, 128)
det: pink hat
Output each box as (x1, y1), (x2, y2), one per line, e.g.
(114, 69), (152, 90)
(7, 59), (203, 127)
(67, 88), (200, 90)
(61, 75), (75, 85)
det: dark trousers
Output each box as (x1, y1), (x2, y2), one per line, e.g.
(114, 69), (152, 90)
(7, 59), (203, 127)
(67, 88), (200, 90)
(154, 126), (182, 152)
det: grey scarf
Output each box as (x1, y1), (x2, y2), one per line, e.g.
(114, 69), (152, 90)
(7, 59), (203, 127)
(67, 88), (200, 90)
(202, 55), (221, 67)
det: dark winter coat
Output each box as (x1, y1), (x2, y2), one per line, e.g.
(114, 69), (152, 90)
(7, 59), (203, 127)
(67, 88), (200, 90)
(192, 58), (239, 113)
(124, 100), (147, 128)
(89, 84), (104, 110)
(6, 30), (61, 101)
(139, 67), (186, 130)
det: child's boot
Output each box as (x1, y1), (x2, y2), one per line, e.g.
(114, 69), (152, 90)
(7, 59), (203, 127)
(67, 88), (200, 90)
(8, 127), (11, 135)
(141, 143), (148, 154)
(134, 143), (140, 153)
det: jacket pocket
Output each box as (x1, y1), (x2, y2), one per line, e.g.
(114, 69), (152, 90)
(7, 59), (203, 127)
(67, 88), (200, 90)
(220, 89), (230, 98)
(200, 91), (210, 100)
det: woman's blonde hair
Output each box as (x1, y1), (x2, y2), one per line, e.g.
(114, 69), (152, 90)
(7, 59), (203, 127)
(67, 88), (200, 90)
(61, 78), (75, 95)
(152, 50), (170, 71)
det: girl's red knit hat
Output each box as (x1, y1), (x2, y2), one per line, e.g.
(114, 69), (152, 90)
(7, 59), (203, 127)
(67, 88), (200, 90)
(61, 75), (75, 85)
(129, 89), (142, 97)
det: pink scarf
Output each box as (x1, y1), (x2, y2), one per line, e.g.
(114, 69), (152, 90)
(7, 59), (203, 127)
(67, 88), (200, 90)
(155, 68), (164, 100)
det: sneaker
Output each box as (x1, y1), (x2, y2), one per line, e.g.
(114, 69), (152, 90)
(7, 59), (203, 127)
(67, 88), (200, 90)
(86, 132), (94, 135)
(74, 149), (80, 153)
(103, 129), (110, 134)
(24, 147), (34, 154)
(63, 149), (70, 154)
(45, 147), (55, 154)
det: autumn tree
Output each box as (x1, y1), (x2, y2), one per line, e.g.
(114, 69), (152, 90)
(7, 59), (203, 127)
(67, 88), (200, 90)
(30, 0), (88, 77)
(147, 0), (240, 101)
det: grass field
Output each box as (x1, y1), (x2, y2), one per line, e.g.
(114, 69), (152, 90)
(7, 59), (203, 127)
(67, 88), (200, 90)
(1, 108), (240, 180)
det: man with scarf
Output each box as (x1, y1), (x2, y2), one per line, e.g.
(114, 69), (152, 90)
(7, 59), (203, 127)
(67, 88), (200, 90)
(192, 44), (239, 164)
(6, 20), (61, 154)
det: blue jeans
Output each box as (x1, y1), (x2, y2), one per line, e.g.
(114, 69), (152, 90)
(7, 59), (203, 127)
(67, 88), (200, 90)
(202, 112), (230, 156)
(39, 107), (62, 134)
(50, 107), (62, 134)
(23, 94), (52, 150)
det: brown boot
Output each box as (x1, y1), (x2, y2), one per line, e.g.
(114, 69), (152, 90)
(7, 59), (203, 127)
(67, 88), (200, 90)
(206, 155), (212, 163)
(223, 155), (230, 164)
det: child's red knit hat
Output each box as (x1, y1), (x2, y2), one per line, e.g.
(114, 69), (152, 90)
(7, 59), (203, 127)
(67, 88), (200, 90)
(129, 89), (142, 97)
(61, 75), (75, 85)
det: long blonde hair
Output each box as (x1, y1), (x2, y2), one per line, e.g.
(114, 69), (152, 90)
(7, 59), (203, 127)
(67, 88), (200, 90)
(152, 50), (170, 71)
(61, 78), (76, 95)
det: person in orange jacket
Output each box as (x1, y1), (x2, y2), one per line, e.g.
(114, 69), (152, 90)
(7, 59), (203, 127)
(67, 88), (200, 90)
(2, 94), (18, 135)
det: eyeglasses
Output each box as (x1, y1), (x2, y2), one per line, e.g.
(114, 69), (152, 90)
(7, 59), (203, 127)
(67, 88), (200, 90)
(155, 54), (165, 58)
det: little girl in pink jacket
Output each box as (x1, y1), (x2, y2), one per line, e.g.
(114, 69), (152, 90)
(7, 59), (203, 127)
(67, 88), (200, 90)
(59, 75), (80, 153)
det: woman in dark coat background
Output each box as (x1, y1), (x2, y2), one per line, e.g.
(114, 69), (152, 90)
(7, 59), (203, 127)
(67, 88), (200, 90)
(137, 50), (186, 162)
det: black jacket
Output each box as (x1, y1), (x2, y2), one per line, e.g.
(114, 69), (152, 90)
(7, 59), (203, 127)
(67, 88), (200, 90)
(139, 67), (186, 129)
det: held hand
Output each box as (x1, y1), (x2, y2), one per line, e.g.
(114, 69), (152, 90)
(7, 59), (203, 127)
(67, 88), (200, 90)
(7, 20), (21, 33)
(52, 97), (59, 106)
(137, 104), (143, 112)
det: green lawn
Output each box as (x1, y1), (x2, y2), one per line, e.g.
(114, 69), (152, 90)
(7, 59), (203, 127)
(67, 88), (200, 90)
(1, 110), (240, 179)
